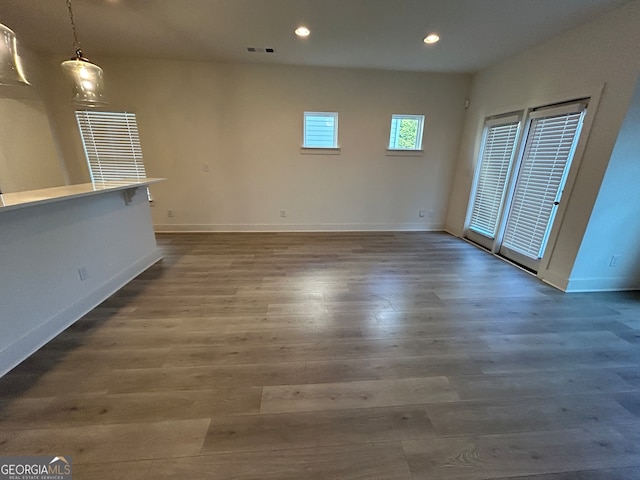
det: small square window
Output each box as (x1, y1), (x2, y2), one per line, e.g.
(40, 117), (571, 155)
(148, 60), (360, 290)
(388, 114), (424, 150)
(303, 112), (338, 148)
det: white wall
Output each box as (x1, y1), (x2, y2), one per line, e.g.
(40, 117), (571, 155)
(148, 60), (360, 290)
(568, 73), (640, 291)
(445, 0), (640, 290)
(0, 189), (161, 376)
(40, 58), (470, 231)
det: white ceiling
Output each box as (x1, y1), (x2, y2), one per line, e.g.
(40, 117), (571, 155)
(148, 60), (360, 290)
(0, 0), (632, 73)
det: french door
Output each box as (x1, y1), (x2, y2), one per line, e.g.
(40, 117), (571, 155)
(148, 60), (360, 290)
(466, 115), (521, 250)
(465, 102), (587, 272)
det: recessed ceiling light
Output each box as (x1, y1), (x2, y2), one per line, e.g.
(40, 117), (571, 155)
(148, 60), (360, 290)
(295, 26), (311, 37)
(423, 33), (440, 44)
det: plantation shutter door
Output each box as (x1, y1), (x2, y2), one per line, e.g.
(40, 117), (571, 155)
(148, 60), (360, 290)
(75, 111), (148, 183)
(500, 103), (586, 270)
(467, 116), (521, 244)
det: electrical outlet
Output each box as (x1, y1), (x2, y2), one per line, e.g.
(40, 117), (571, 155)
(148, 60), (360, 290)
(280, 210), (286, 218)
(167, 209), (174, 218)
(427, 210), (434, 219)
(78, 266), (89, 281)
(203, 163), (210, 172)
(419, 210), (425, 218)
(609, 255), (621, 267)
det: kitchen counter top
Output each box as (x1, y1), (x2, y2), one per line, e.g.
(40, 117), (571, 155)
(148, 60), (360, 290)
(0, 178), (164, 213)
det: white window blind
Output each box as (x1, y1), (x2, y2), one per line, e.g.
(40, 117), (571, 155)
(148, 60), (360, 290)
(75, 110), (148, 183)
(303, 112), (338, 148)
(388, 114), (424, 150)
(501, 105), (586, 259)
(468, 117), (520, 238)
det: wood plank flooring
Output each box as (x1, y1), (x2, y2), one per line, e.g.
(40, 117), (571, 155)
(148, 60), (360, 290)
(1, 232), (639, 479)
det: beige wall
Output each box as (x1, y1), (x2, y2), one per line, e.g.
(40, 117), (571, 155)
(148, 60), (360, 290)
(39, 58), (470, 231)
(0, 50), (66, 193)
(445, 0), (640, 290)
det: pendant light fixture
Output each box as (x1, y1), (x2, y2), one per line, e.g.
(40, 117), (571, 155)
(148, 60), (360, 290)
(60, 0), (106, 106)
(0, 23), (30, 86)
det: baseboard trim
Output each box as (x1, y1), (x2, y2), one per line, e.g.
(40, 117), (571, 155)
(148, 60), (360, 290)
(154, 223), (445, 233)
(538, 270), (570, 292)
(565, 277), (640, 293)
(0, 249), (163, 378)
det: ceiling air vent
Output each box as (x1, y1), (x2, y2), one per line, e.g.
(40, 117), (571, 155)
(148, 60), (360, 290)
(246, 47), (276, 54)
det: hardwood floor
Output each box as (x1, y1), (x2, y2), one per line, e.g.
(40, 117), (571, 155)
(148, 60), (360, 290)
(1, 232), (639, 479)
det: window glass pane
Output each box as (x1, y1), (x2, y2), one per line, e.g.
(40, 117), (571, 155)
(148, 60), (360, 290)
(468, 120), (520, 238)
(388, 115), (424, 150)
(304, 112), (338, 148)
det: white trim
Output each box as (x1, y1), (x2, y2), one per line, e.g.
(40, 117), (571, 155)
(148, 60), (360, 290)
(444, 225), (463, 238)
(299, 147), (341, 155)
(529, 102), (588, 119)
(155, 222), (445, 233)
(564, 277), (640, 293)
(541, 274), (567, 292)
(385, 149), (424, 157)
(303, 111), (338, 148)
(388, 114), (425, 150)
(485, 114), (521, 127)
(0, 250), (162, 378)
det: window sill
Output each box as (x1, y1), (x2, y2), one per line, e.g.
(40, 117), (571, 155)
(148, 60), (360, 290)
(300, 147), (341, 155)
(385, 149), (424, 157)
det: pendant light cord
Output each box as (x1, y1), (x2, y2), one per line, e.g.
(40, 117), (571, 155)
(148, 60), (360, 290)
(65, 0), (83, 58)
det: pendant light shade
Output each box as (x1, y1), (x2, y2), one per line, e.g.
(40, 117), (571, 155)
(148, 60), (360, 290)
(61, 56), (106, 106)
(61, 0), (106, 106)
(0, 23), (30, 86)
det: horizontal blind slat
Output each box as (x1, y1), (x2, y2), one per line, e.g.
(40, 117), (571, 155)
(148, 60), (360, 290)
(502, 108), (584, 259)
(75, 110), (149, 184)
(468, 120), (520, 239)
